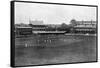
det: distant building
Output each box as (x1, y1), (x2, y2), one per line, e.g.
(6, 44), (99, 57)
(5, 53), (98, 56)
(70, 20), (97, 34)
(15, 24), (32, 36)
(29, 20), (44, 25)
(74, 21), (96, 28)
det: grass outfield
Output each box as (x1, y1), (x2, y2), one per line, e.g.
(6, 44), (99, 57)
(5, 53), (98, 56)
(15, 35), (97, 66)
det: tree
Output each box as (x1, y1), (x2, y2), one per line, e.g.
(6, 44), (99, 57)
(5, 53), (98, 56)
(70, 19), (77, 26)
(57, 23), (70, 32)
(61, 23), (67, 28)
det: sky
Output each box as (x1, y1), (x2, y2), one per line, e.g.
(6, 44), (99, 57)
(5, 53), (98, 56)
(15, 2), (97, 24)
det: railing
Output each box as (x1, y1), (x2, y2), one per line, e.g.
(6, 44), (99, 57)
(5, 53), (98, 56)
(32, 31), (66, 34)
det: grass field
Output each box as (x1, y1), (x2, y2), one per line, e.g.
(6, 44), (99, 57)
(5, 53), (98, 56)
(15, 34), (97, 66)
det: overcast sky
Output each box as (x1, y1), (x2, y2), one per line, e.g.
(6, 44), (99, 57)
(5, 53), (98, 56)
(15, 2), (96, 24)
